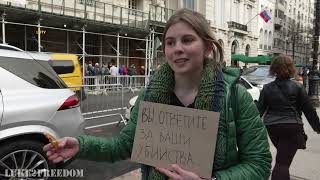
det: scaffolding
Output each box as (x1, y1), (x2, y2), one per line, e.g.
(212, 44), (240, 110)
(0, 0), (150, 29)
(0, 1), (172, 81)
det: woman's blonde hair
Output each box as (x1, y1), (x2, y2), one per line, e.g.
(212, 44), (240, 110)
(162, 8), (224, 67)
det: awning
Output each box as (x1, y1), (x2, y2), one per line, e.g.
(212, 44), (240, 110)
(231, 55), (273, 64)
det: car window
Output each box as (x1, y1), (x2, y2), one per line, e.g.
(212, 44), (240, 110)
(238, 78), (251, 89)
(0, 56), (67, 89)
(242, 66), (269, 77)
(49, 60), (74, 74)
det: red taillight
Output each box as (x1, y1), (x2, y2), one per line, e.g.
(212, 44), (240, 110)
(58, 95), (80, 111)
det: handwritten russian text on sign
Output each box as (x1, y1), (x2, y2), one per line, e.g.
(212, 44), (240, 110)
(131, 101), (220, 179)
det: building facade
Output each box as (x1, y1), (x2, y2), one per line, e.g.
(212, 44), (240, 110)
(273, 0), (315, 64)
(0, 0), (170, 76)
(212, 0), (259, 66)
(257, 0), (275, 56)
(0, 0), (274, 69)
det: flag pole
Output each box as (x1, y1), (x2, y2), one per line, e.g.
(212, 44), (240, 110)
(245, 13), (259, 25)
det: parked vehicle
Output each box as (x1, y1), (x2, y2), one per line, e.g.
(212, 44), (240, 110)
(242, 65), (303, 90)
(125, 77), (260, 120)
(49, 53), (86, 100)
(238, 76), (261, 105)
(125, 95), (138, 120)
(0, 43), (23, 51)
(0, 48), (84, 179)
(242, 65), (274, 90)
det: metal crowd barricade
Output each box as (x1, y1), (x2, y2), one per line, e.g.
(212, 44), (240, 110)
(84, 75), (149, 91)
(83, 76), (98, 90)
(70, 84), (127, 130)
(128, 75), (147, 90)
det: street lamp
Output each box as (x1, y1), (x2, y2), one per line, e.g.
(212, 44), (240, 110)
(308, 0), (320, 105)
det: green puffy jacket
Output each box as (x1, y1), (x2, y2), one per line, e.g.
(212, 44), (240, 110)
(76, 68), (272, 180)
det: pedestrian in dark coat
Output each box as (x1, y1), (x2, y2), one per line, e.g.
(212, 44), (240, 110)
(258, 55), (320, 180)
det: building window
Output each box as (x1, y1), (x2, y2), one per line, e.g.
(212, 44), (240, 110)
(79, 0), (93, 6)
(247, 5), (252, 31)
(289, 5), (291, 13)
(129, 0), (137, 10)
(231, 40), (239, 66)
(231, 40), (238, 55)
(264, 30), (268, 50)
(245, 45), (250, 56)
(268, 31), (272, 50)
(220, 0), (225, 27)
(235, 0), (240, 22)
(259, 29), (263, 49)
(183, 0), (195, 10)
(128, 0), (138, 15)
(218, 39), (224, 48)
(278, 10), (285, 19)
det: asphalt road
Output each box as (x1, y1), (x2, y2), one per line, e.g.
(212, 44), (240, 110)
(55, 89), (140, 180)
(80, 89), (136, 113)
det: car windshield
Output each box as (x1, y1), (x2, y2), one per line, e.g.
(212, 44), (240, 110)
(242, 66), (269, 77)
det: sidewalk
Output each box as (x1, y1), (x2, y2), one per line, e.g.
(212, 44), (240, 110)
(276, 106), (320, 180)
(111, 107), (320, 180)
(110, 169), (141, 180)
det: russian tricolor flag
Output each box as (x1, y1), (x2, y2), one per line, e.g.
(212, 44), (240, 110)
(259, 9), (272, 23)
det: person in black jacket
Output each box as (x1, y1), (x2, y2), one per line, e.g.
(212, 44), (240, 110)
(258, 55), (320, 180)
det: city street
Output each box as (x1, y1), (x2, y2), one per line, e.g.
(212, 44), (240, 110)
(0, 0), (319, 180)
(80, 89), (138, 114)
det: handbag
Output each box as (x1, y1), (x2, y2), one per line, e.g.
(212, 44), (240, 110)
(300, 130), (308, 149)
(274, 81), (308, 149)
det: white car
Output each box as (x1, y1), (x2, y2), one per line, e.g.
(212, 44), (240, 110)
(125, 95), (138, 120)
(238, 76), (260, 103)
(242, 65), (274, 91)
(0, 46), (84, 179)
(125, 77), (260, 120)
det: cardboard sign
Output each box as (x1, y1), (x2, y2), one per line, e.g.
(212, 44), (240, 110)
(131, 101), (220, 179)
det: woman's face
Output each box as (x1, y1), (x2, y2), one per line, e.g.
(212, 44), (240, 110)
(164, 21), (210, 75)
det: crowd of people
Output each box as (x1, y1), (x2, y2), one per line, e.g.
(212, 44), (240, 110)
(84, 61), (146, 76)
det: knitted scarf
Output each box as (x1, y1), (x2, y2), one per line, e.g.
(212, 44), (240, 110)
(141, 62), (225, 180)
